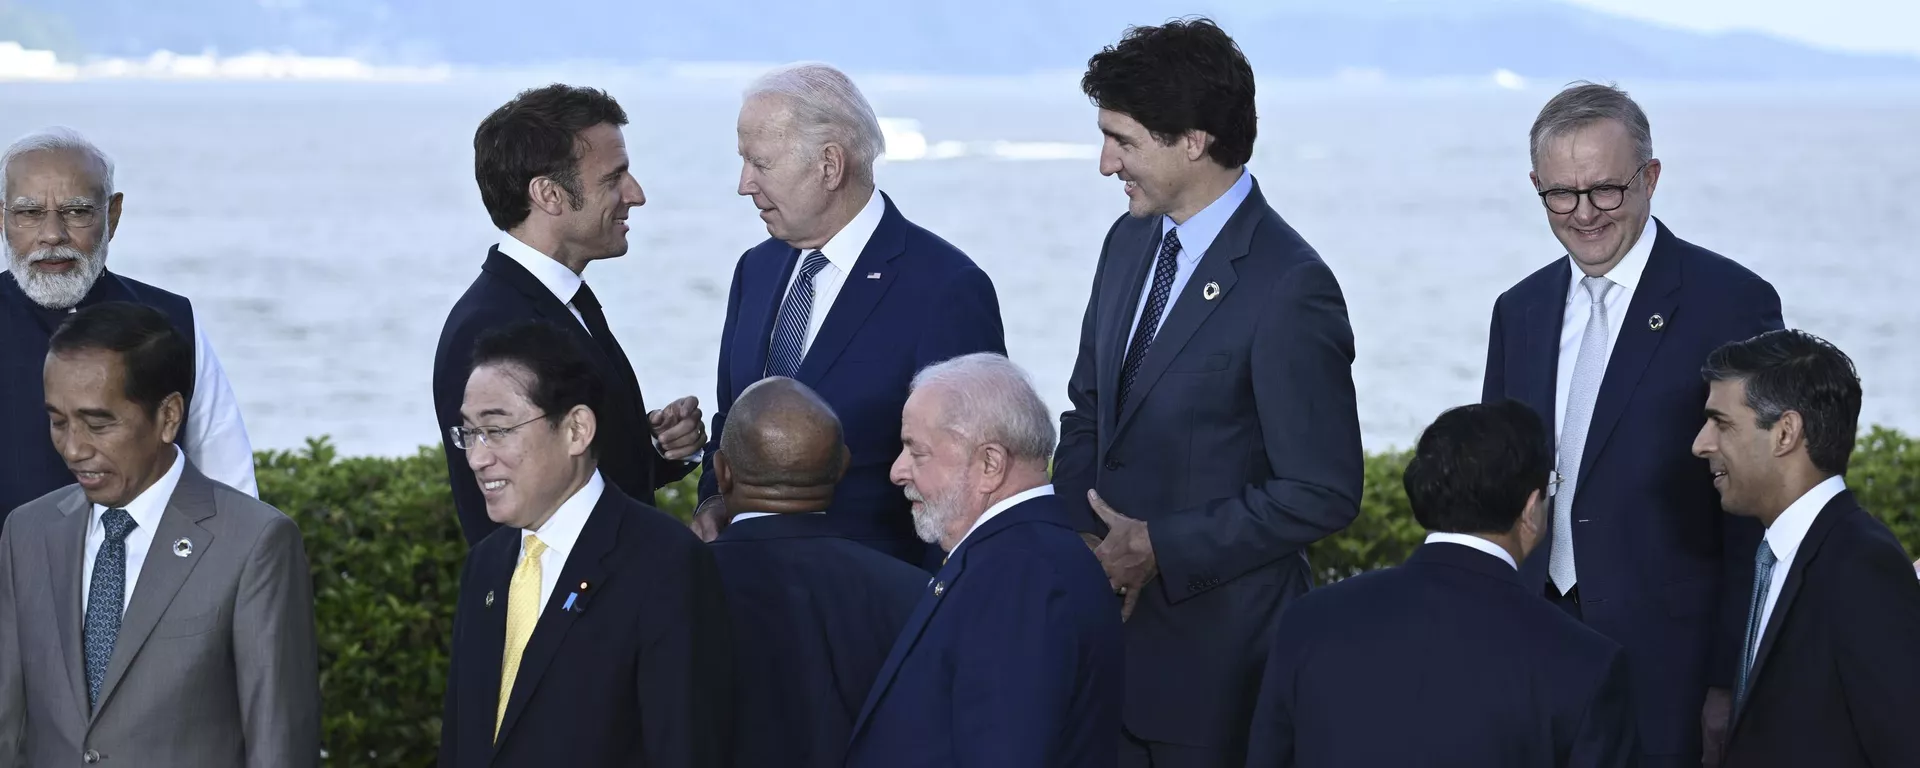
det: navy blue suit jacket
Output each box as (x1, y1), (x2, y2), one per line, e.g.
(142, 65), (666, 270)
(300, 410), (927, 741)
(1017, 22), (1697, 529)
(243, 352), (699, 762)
(707, 512), (925, 768)
(1481, 217), (1783, 759)
(1246, 543), (1637, 768)
(434, 248), (693, 547)
(1054, 178), (1364, 752)
(1724, 491), (1920, 767)
(844, 493), (1123, 768)
(700, 193), (1006, 568)
(438, 480), (732, 767)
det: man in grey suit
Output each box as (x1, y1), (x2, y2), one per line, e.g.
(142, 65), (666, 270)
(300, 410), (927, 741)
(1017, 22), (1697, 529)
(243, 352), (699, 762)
(0, 301), (320, 768)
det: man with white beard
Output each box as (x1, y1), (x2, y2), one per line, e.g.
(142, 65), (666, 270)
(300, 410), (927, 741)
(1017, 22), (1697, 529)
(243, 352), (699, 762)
(1, 126), (256, 520)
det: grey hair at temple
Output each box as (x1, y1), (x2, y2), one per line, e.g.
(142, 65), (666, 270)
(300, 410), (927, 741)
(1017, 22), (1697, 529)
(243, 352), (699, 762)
(743, 62), (887, 184)
(1528, 81), (1654, 169)
(908, 353), (1056, 465)
(1, 126), (117, 199)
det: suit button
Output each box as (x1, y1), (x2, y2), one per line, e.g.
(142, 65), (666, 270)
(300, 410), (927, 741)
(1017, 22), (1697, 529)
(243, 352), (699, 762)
(83, 750), (100, 764)
(1104, 459), (1122, 471)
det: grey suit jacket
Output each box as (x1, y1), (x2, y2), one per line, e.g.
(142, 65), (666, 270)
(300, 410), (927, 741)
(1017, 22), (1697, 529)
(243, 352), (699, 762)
(0, 461), (320, 768)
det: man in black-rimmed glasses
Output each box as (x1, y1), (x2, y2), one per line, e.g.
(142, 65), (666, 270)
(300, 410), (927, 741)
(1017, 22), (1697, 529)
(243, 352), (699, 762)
(1480, 81), (1785, 768)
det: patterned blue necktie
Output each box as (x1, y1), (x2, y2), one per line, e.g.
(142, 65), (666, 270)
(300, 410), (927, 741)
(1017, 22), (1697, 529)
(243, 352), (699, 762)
(83, 508), (138, 710)
(1118, 227), (1181, 409)
(765, 251), (831, 379)
(1734, 539), (1779, 714)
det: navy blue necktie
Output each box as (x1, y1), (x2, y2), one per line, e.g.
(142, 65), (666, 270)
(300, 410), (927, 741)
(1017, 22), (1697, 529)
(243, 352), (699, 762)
(1118, 228), (1181, 409)
(1735, 540), (1779, 714)
(765, 251), (831, 379)
(83, 508), (137, 710)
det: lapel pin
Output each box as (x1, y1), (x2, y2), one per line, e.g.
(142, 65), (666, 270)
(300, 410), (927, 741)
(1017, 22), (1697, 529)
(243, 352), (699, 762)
(866, 272), (882, 279)
(485, 591), (495, 607)
(563, 592), (579, 611)
(171, 538), (193, 558)
(932, 581), (946, 597)
(1648, 313), (1665, 331)
(1202, 281), (1221, 301)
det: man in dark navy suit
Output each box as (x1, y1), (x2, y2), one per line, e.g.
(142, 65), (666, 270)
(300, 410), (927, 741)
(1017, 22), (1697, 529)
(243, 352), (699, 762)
(690, 62), (1006, 568)
(1058, 19), (1363, 766)
(1481, 82), (1784, 767)
(846, 353), (1122, 768)
(1691, 331), (1920, 767)
(435, 84), (707, 547)
(705, 376), (924, 768)
(1246, 400), (1636, 768)
(438, 321), (731, 768)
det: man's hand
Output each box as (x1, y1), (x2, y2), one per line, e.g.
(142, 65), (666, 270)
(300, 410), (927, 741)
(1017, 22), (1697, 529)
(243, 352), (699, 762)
(690, 496), (727, 543)
(1089, 489), (1157, 621)
(650, 396), (705, 460)
(1701, 686), (1732, 767)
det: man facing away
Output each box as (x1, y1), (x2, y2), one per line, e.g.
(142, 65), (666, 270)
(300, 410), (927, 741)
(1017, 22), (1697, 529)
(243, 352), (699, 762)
(706, 376), (925, 768)
(0, 301), (319, 768)
(1246, 400), (1636, 768)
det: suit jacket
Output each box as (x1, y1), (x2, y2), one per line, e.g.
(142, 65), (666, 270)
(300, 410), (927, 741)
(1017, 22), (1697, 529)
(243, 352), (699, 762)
(1053, 178), (1364, 751)
(845, 493), (1123, 768)
(707, 512), (925, 768)
(434, 247), (693, 547)
(1723, 491), (1920, 767)
(700, 193), (1006, 567)
(438, 480), (732, 768)
(0, 463), (320, 768)
(1246, 543), (1636, 768)
(1481, 217), (1783, 758)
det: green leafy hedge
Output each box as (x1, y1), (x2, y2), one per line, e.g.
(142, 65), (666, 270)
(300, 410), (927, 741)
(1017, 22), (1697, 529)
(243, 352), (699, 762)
(261, 428), (1917, 766)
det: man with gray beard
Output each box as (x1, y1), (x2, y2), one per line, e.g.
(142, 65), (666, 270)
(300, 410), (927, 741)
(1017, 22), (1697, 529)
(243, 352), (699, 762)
(1, 127), (256, 519)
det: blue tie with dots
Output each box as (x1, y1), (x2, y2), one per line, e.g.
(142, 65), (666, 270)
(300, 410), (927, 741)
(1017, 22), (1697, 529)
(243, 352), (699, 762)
(765, 251), (831, 379)
(83, 508), (137, 710)
(1119, 227), (1181, 409)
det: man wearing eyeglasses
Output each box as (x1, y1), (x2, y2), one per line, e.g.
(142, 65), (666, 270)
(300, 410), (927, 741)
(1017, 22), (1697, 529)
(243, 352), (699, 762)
(1, 127), (256, 521)
(1480, 82), (1784, 768)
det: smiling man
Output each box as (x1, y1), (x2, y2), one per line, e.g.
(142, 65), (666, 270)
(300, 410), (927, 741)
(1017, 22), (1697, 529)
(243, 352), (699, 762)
(1480, 82), (1785, 767)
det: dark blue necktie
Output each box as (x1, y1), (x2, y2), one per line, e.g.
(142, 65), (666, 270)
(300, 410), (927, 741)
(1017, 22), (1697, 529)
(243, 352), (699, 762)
(83, 508), (138, 710)
(1118, 228), (1181, 409)
(1734, 540), (1779, 714)
(765, 251), (831, 379)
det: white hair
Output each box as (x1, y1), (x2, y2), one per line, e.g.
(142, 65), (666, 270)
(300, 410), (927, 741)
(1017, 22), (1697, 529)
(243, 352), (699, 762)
(2, 126), (116, 199)
(909, 353), (1056, 465)
(743, 62), (886, 184)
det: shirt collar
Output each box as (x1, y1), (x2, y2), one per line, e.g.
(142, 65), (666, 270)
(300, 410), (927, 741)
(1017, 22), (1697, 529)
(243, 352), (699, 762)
(1566, 213), (1656, 302)
(813, 189), (886, 274)
(1423, 531), (1518, 570)
(730, 510), (825, 524)
(1763, 474), (1847, 567)
(1160, 168), (1253, 265)
(497, 232), (585, 307)
(521, 470), (605, 561)
(949, 484), (1054, 554)
(93, 444), (186, 535)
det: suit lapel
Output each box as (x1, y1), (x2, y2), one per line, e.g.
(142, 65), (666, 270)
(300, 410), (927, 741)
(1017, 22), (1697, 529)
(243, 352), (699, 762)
(744, 249), (802, 381)
(45, 489), (93, 723)
(492, 495), (625, 750)
(1733, 492), (1856, 730)
(850, 555), (961, 743)
(463, 531), (515, 753)
(1099, 224), (1158, 438)
(1521, 261), (1570, 424)
(1577, 221), (1681, 483)
(92, 464), (219, 720)
(795, 194), (907, 384)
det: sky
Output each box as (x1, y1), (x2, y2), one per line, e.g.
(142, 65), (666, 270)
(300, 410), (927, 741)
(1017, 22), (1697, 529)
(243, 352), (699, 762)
(1560, 0), (1920, 57)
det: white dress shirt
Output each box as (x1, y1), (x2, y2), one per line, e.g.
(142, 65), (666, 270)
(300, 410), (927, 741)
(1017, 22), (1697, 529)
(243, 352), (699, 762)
(1423, 531), (1519, 570)
(950, 484), (1054, 554)
(1750, 474), (1848, 667)
(1127, 168), (1254, 339)
(519, 470), (605, 619)
(1553, 216), (1656, 445)
(773, 189), (885, 357)
(82, 445), (187, 616)
(496, 233), (587, 330)
(730, 510), (825, 524)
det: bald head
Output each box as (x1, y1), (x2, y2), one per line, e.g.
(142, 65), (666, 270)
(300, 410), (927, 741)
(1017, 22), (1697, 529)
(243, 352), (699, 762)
(717, 377), (847, 496)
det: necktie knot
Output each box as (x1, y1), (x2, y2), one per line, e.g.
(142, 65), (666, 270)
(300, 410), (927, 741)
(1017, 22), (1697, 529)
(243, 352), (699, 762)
(799, 250), (830, 277)
(1162, 228), (1182, 258)
(569, 283), (601, 312)
(1580, 275), (1614, 304)
(521, 534), (548, 562)
(1756, 540), (1777, 569)
(102, 508), (137, 542)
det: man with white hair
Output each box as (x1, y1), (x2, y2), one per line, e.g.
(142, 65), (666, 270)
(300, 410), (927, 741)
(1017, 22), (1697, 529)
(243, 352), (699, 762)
(1, 126), (256, 519)
(691, 62), (1007, 569)
(845, 352), (1122, 767)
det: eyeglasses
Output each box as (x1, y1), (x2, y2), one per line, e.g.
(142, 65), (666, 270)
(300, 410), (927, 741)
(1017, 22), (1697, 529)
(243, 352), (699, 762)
(3, 204), (102, 230)
(449, 414), (547, 450)
(1537, 161), (1649, 215)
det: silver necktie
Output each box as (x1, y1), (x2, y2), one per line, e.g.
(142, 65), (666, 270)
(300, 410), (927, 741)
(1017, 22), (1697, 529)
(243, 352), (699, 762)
(1551, 275), (1614, 594)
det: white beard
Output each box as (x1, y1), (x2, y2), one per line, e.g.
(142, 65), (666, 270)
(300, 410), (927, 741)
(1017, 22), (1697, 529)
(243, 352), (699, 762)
(907, 484), (965, 547)
(5, 239), (108, 309)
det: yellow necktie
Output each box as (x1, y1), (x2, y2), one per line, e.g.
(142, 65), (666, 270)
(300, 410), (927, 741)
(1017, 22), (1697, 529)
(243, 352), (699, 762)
(496, 534), (548, 740)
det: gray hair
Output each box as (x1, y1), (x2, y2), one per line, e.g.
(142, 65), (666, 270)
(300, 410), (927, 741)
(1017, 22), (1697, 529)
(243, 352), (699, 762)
(2, 126), (116, 199)
(743, 62), (886, 184)
(1529, 82), (1653, 169)
(909, 353), (1056, 465)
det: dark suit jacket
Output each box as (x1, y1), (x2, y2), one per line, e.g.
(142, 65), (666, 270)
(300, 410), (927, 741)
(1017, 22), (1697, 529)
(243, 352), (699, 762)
(1246, 543), (1637, 768)
(700, 193), (1006, 566)
(1053, 177), (1364, 751)
(844, 493), (1123, 768)
(1723, 491), (1920, 767)
(434, 247), (693, 547)
(438, 480), (732, 768)
(707, 512), (925, 768)
(1481, 217), (1783, 758)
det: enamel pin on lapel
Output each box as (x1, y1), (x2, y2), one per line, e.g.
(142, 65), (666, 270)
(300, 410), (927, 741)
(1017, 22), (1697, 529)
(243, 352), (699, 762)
(867, 272), (882, 279)
(1202, 281), (1222, 301)
(1648, 313), (1665, 331)
(932, 581), (946, 597)
(172, 538), (193, 557)
(485, 591), (494, 607)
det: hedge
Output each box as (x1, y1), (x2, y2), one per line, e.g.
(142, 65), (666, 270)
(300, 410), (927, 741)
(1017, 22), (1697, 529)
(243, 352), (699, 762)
(260, 427), (1917, 766)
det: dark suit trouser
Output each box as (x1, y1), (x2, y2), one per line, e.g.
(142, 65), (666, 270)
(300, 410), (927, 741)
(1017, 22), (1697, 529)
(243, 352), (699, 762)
(1120, 728), (1240, 768)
